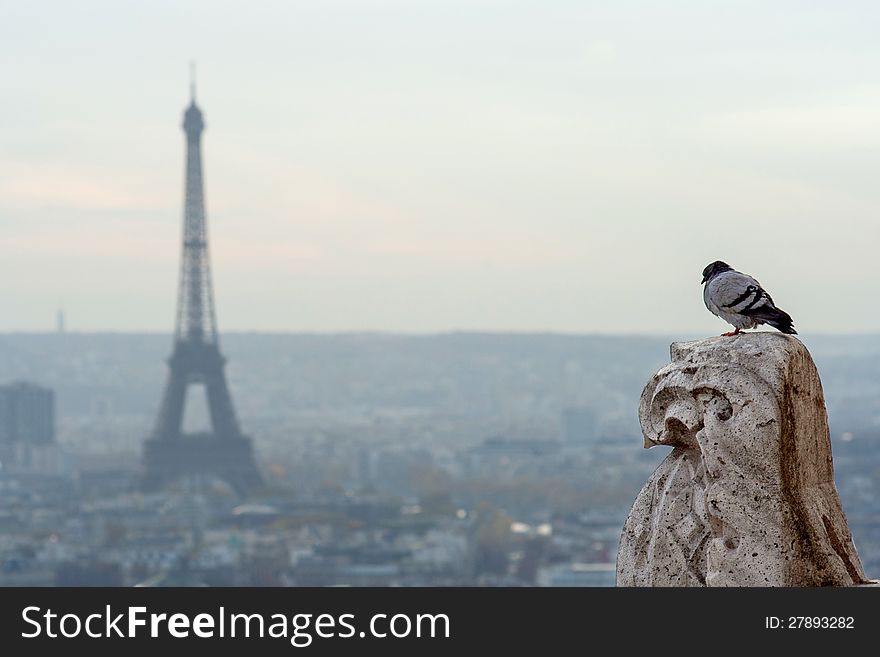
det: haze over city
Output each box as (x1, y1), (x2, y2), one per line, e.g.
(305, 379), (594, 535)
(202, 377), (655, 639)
(3, 1), (880, 334)
(1, 1), (879, 592)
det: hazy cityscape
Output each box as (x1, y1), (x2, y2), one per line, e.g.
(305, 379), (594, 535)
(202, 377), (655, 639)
(3, 3), (879, 592)
(0, 331), (877, 586)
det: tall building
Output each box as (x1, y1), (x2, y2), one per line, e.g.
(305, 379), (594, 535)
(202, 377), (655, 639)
(141, 80), (262, 493)
(0, 381), (55, 445)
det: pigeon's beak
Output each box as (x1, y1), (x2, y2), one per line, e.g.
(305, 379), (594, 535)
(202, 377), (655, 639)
(701, 273), (708, 284)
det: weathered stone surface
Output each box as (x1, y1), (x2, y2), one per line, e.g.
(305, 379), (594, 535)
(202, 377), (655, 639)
(617, 333), (867, 587)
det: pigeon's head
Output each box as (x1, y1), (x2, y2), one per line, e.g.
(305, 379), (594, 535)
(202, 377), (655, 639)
(701, 260), (732, 284)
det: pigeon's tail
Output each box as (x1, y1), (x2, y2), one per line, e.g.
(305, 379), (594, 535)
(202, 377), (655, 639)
(748, 306), (797, 335)
(767, 316), (797, 335)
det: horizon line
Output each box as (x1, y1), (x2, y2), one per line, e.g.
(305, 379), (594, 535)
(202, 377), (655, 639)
(2, 329), (879, 338)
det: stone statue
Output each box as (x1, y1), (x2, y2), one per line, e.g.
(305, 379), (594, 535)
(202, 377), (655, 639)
(617, 333), (867, 587)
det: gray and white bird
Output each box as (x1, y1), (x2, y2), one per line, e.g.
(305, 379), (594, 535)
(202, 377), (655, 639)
(701, 261), (797, 336)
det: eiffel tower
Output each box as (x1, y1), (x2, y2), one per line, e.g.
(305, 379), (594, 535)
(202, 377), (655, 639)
(141, 78), (262, 493)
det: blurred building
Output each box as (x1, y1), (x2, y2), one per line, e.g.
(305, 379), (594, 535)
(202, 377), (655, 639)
(0, 381), (55, 445)
(464, 436), (561, 479)
(536, 562), (616, 587)
(0, 381), (69, 478)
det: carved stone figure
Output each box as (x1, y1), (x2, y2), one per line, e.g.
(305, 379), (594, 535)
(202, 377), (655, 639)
(617, 333), (866, 587)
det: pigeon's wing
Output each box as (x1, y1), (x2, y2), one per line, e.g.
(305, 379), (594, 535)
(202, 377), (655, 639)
(709, 270), (797, 334)
(706, 271), (767, 314)
(738, 282), (797, 333)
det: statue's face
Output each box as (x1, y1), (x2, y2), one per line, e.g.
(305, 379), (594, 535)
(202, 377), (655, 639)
(633, 359), (784, 586)
(640, 361), (781, 483)
(621, 335), (866, 587)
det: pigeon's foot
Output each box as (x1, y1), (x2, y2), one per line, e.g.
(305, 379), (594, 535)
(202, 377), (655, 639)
(721, 329), (742, 337)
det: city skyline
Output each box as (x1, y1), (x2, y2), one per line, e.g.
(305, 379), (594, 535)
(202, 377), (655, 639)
(2, 1), (880, 334)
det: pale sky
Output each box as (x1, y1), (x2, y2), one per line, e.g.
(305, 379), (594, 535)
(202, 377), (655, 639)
(2, 1), (879, 333)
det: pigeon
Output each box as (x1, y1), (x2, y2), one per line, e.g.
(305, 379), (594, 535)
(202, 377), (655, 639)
(701, 261), (797, 336)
